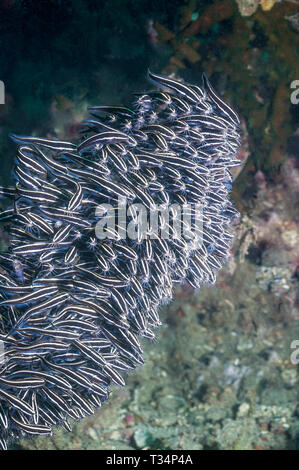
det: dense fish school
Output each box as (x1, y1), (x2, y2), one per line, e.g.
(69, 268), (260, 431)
(0, 71), (241, 449)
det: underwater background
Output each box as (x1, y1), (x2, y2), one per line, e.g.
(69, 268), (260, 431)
(0, 0), (298, 450)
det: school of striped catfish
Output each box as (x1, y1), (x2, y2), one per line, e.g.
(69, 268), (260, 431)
(0, 71), (241, 449)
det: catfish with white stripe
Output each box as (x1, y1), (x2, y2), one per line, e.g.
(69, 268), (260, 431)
(202, 73), (240, 126)
(10, 134), (76, 151)
(148, 70), (202, 104)
(0, 286), (58, 306)
(9, 369), (71, 392)
(18, 326), (80, 341)
(0, 388), (34, 415)
(0, 376), (45, 389)
(78, 131), (131, 152)
(17, 146), (46, 175)
(16, 183), (58, 204)
(10, 415), (52, 435)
